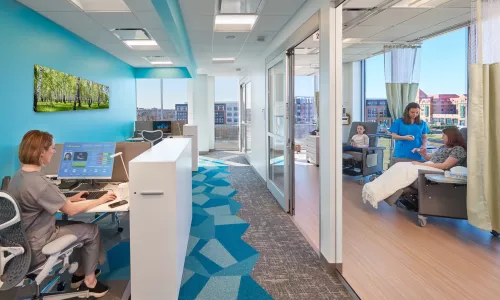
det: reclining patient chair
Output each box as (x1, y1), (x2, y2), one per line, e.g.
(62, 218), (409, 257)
(0, 191), (92, 299)
(343, 122), (385, 184)
(383, 127), (499, 236)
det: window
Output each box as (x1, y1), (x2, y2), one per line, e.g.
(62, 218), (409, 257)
(215, 76), (239, 150)
(460, 105), (466, 118)
(136, 79), (189, 121)
(227, 112), (232, 117)
(136, 79), (161, 120)
(425, 106), (430, 117)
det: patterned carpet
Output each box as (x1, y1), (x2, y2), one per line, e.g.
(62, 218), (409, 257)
(179, 157), (272, 299)
(203, 152), (352, 300)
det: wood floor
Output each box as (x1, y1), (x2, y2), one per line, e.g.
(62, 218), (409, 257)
(291, 157), (320, 252)
(342, 177), (500, 300)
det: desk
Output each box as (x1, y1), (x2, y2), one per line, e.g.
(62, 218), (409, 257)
(129, 138), (192, 300)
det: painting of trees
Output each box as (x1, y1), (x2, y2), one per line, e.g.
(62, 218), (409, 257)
(33, 65), (110, 112)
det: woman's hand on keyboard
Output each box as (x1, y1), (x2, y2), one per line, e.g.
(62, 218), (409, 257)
(99, 192), (117, 203)
(68, 191), (89, 202)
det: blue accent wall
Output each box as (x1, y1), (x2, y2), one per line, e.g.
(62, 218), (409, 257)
(0, 0), (136, 179)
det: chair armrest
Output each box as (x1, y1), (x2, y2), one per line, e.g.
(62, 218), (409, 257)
(363, 146), (385, 151)
(417, 169), (443, 176)
(42, 235), (77, 255)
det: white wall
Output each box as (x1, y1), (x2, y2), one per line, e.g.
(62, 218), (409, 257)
(342, 61), (362, 142)
(188, 74), (213, 152)
(243, 0), (343, 265)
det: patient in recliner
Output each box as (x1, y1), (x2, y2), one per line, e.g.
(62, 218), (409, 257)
(362, 127), (467, 208)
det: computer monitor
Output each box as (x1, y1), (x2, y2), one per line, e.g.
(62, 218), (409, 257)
(58, 142), (116, 180)
(153, 120), (172, 134)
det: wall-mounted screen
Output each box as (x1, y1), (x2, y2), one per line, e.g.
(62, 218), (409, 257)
(33, 64), (110, 113)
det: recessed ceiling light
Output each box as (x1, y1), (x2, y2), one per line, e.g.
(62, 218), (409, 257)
(343, 38), (363, 43)
(150, 61), (173, 65)
(69, 0), (130, 12)
(124, 40), (157, 46)
(392, 0), (449, 8)
(225, 35), (236, 40)
(112, 28), (151, 41)
(214, 14), (258, 32)
(212, 57), (236, 63)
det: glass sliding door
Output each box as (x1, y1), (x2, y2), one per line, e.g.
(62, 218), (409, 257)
(240, 82), (252, 158)
(267, 56), (289, 211)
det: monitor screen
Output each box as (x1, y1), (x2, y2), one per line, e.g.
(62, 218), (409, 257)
(153, 121), (172, 133)
(58, 142), (116, 179)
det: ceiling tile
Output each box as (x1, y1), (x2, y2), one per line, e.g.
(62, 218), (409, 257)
(252, 15), (291, 32)
(440, 0), (471, 8)
(261, 0), (306, 16)
(147, 29), (170, 42)
(213, 32), (250, 44)
(400, 12), (470, 41)
(38, 11), (103, 30)
(72, 28), (121, 44)
(367, 25), (424, 40)
(188, 30), (213, 44)
(343, 0), (388, 9)
(343, 47), (371, 55)
(134, 11), (165, 28)
(343, 26), (388, 38)
(213, 43), (245, 53)
(87, 12), (142, 29)
(360, 8), (429, 27)
(122, 0), (156, 12)
(179, 0), (214, 16)
(17, 0), (79, 12)
(184, 16), (214, 32)
(398, 8), (470, 27)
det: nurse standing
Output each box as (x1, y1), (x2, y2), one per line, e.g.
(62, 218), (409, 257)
(389, 102), (430, 161)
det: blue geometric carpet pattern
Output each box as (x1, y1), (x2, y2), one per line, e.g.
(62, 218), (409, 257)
(179, 158), (273, 300)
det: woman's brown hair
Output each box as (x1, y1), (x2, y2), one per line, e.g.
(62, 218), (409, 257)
(403, 102), (422, 125)
(443, 127), (466, 151)
(19, 130), (53, 165)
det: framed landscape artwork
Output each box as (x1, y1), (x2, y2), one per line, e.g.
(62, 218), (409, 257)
(33, 65), (110, 112)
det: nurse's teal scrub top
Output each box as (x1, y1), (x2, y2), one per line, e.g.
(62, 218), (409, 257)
(389, 118), (430, 160)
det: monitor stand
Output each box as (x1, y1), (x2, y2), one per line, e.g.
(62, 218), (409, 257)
(73, 180), (104, 191)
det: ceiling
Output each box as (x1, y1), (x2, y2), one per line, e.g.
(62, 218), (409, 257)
(179, 0), (307, 75)
(342, 0), (471, 62)
(16, 0), (471, 75)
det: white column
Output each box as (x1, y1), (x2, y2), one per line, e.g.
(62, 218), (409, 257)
(342, 62), (362, 142)
(189, 74), (210, 153)
(207, 76), (215, 150)
(319, 2), (343, 267)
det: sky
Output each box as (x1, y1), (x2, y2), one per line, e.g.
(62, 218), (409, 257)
(365, 27), (468, 99)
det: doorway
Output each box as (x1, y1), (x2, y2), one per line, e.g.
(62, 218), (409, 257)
(240, 81), (252, 161)
(265, 31), (321, 250)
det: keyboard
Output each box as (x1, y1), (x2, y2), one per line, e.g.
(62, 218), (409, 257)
(63, 190), (108, 200)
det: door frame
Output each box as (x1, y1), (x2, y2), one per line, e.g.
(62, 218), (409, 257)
(239, 77), (251, 163)
(265, 53), (290, 212)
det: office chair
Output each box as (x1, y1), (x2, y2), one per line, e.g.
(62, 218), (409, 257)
(1, 176), (10, 190)
(0, 192), (91, 299)
(141, 130), (163, 145)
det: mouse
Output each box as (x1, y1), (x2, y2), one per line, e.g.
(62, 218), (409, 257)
(81, 192), (89, 199)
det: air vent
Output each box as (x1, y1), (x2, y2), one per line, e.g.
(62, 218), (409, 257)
(111, 28), (151, 41)
(236, 68), (241, 71)
(257, 36), (266, 42)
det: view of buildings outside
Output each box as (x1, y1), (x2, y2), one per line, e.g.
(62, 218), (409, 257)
(214, 77), (240, 150)
(294, 96), (317, 142)
(365, 28), (467, 168)
(136, 79), (189, 122)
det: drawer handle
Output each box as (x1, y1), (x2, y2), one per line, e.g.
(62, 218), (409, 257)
(140, 191), (164, 196)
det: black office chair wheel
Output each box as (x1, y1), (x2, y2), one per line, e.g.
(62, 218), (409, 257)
(118, 227), (124, 233)
(492, 230), (499, 237)
(57, 281), (66, 291)
(95, 214), (99, 219)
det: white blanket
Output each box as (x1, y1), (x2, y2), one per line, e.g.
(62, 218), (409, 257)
(362, 162), (443, 208)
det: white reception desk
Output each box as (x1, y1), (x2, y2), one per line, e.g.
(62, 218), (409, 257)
(129, 138), (192, 299)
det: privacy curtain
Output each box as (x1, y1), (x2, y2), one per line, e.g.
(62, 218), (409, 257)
(384, 45), (422, 120)
(467, 0), (500, 232)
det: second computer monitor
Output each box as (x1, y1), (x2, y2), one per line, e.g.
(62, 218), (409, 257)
(153, 120), (172, 134)
(58, 142), (116, 179)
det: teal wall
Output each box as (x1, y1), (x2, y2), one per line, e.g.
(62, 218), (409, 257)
(0, 0), (136, 178)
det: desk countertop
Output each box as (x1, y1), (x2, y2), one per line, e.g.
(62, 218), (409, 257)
(130, 138), (191, 163)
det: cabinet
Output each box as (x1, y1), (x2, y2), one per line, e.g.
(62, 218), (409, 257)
(304, 135), (320, 166)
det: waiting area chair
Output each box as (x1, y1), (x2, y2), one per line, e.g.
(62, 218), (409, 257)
(343, 122), (385, 184)
(0, 191), (92, 299)
(141, 130), (163, 145)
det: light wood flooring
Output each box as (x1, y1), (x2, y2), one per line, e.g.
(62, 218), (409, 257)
(342, 177), (500, 300)
(291, 157), (320, 252)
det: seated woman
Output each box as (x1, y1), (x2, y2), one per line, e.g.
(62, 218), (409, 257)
(362, 127), (466, 208)
(7, 130), (117, 298)
(343, 124), (369, 153)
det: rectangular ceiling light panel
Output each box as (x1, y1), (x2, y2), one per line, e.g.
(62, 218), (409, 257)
(144, 56), (173, 65)
(393, 0), (450, 8)
(214, 14), (258, 32)
(212, 57), (236, 63)
(112, 29), (151, 41)
(69, 0), (130, 12)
